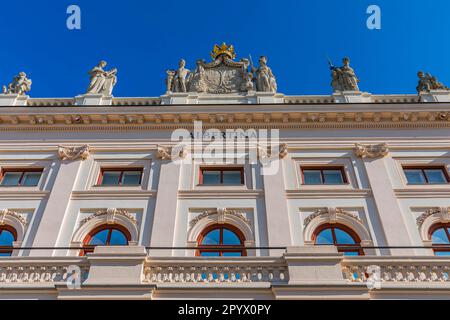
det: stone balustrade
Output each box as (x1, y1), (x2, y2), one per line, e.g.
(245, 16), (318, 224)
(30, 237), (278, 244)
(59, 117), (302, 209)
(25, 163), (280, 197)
(0, 257), (89, 284)
(143, 257), (288, 284)
(341, 257), (450, 284)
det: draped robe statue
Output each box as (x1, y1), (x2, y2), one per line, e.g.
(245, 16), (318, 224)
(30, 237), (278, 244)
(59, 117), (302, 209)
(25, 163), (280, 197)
(86, 60), (117, 95)
(331, 57), (360, 92)
(252, 56), (277, 93)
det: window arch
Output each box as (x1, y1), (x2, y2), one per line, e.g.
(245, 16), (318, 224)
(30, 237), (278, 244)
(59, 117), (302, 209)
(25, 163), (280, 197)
(429, 223), (450, 256)
(313, 224), (363, 256)
(81, 224), (131, 256)
(197, 224), (246, 257)
(0, 225), (17, 256)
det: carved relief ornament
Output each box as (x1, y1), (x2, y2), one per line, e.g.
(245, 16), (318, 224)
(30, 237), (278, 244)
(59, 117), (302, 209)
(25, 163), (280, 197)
(303, 207), (361, 228)
(0, 209), (27, 227)
(354, 143), (389, 159)
(58, 145), (90, 161)
(79, 208), (137, 227)
(257, 143), (288, 160)
(416, 207), (450, 228)
(190, 208), (250, 228)
(156, 145), (187, 160)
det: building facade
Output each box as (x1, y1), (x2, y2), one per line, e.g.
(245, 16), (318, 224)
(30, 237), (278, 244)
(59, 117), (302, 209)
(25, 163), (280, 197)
(0, 46), (449, 300)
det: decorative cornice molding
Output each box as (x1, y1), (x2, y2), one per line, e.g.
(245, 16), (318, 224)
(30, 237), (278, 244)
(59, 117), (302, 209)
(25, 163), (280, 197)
(0, 209), (27, 226)
(58, 145), (90, 161)
(80, 208), (137, 227)
(416, 207), (450, 227)
(354, 143), (389, 159)
(1, 104), (450, 131)
(303, 207), (361, 227)
(189, 208), (250, 228)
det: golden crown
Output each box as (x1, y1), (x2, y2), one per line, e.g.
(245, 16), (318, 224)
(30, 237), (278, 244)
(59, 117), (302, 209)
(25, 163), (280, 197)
(210, 43), (236, 60)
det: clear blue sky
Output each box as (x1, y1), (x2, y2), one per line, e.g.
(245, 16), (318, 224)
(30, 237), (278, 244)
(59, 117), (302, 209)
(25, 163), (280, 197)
(0, 0), (449, 97)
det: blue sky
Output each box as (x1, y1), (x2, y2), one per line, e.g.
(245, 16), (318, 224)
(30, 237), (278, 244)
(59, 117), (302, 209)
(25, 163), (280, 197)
(0, 0), (449, 97)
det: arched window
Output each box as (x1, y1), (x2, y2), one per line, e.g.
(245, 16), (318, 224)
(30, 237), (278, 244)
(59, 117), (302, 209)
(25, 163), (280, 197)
(313, 224), (363, 256)
(0, 226), (17, 257)
(430, 223), (450, 256)
(197, 224), (246, 257)
(81, 224), (131, 256)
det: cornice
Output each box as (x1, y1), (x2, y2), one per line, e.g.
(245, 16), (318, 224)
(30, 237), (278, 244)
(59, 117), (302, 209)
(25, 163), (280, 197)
(71, 190), (157, 200)
(394, 188), (450, 198)
(178, 190), (263, 199)
(0, 190), (49, 200)
(286, 189), (372, 199)
(0, 103), (449, 131)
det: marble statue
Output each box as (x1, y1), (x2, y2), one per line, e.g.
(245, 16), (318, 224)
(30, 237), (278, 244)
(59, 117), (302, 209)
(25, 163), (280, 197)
(165, 70), (176, 93)
(251, 56), (277, 93)
(188, 60), (207, 93)
(2, 72), (32, 95)
(330, 57), (360, 92)
(86, 61), (117, 95)
(172, 59), (190, 93)
(416, 71), (449, 93)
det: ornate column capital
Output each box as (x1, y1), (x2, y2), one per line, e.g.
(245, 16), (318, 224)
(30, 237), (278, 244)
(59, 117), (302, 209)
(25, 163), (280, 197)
(354, 143), (389, 159)
(58, 145), (90, 161)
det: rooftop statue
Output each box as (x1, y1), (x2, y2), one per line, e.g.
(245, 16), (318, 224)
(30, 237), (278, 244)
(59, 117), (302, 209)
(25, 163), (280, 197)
(169, 59), (191, 93)
(86, 60), (117, 95)
(329, 57), (360, 92)
(251, 56), (277, 93)
(416, 71), (449, 93)
(2, 72), (32, 95)
(164, 43), (275, 94)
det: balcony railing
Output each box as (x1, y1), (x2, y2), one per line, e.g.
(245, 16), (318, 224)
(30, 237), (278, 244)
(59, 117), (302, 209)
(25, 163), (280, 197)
(341, 256), (450, 284)
(143, 257), (289, 284)
(0, 257), (89, 284)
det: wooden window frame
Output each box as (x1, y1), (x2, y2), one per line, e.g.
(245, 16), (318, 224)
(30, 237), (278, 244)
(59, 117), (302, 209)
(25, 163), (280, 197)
(313, 223), (364, 256)
(97, 168), (143, 186)
(301, 166), (348, 185)
(81, 224), (131, 256)
(0, 225), (17, 256)
(429, 223), (450, 255)
(196, 224), (247, 257)
(402, 165), (450, 185)
(0, 168), (43, 187)
(198, 167), (245, 186)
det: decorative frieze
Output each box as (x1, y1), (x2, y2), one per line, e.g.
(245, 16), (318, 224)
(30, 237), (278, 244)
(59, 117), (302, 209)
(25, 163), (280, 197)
(58, 145), (90, 161)
(416, 207), (450, 227)
(354, 143), (389, 159)
(189, 208), (250, 228)
(303, 208), (361, 228)
(80, 208), (137, 227)
(0, 209), (27, 227)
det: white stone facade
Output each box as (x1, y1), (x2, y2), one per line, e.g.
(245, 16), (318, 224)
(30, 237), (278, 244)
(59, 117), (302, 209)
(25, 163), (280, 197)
(0, 91), (448, 300)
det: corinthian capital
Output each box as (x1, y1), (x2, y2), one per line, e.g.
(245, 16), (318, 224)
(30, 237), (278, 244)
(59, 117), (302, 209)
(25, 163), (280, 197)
(354, 143), (389, 159)
(58, 145), (90, 161)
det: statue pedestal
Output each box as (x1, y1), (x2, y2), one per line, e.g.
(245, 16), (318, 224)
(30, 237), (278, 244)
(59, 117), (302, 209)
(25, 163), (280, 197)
(75, 94), (113, 106)
(333, 91), (372, 103)
(253, 92), (285, 104)
(160, 92), (284, 105)
(0, 94), (29, 106)
(419, 90), (450, 102)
